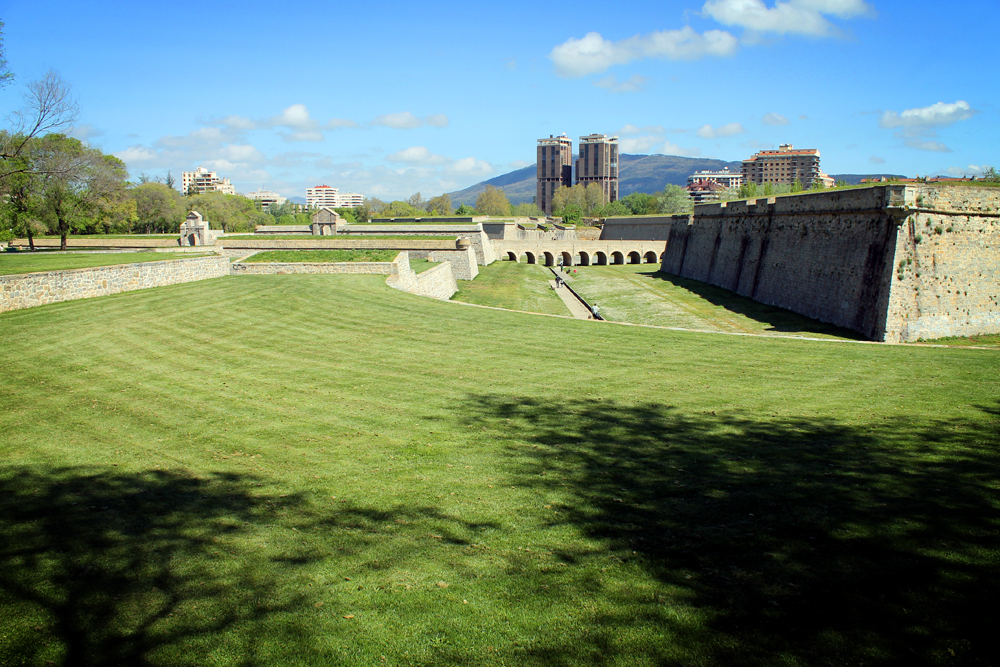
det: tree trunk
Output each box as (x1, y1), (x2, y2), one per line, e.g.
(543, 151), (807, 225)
(27, 230), (35, 251)
(60, 233), (67, 251)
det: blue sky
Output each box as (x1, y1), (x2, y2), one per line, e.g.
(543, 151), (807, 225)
(2, 0), (996, 200)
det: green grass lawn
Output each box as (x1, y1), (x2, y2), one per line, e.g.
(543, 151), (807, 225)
(224, 235), (458, 241)
(243, 250), (400, 263)
(566, 264), (864, 340)
(408, 259), (442, 274)
(1, 275), (998, 666)
(0, 252), (215, 276)
(451, 260), (567, 316)
(918, 332), (1000, 349)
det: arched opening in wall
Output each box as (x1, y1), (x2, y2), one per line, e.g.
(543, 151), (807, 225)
(578, 252), (591, 266)
(543, 252), (554, 267)
(611, 251), (624, 265)
(595, 252), (607, 265)
(561, 251), (573, 267)
(627, 251), (641, 264)
(644, 251), (658, 264)
(659, 251), (666, 261)
(525, 252), (536, 265)
(505, 251), (518, 262)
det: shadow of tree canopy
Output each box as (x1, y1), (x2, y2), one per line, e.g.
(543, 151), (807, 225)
(0, 467), (319, 667)
(462, 395), (1000, 666)
(638, 271), (867, 339)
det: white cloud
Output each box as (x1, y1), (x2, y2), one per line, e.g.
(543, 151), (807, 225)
(371, 112), (448, 129)
(425, 114), (449, 128)
(115, 145), (159, 164)
(446, 157), (494, 177)
(509, 160), (532, 169)
(619, 124), (666, 135)
(549, 27), (738, 78)
(594, 74), (651, 93)
(762, 112), (789, 126)
(620, 135), (664, 153)
(696, 122), (744, 138)
(879, 100), (977, 153)
(385, 146), (451, 166)
(68, 124), (104, 142)
(869, 156), (885, 164)
(904, 139), (952, 153)
(879, 100), (977, 129)
(218, 115), (257, 131)
(219, 144), (266, 163)
(661, 141), (702, 157)
(941, 164), (985, 177)
(324, 118), (359, 129)
(703, 0), (874, 37)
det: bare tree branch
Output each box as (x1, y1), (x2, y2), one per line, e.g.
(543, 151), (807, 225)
(0, 70), (80, 181)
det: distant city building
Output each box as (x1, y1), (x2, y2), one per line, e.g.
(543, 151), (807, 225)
(244, 189), (287, 211)
(536, 134), (573, 215)
(306, 185), (364, 209)
(686, 180), (727, 204)
(181, 166), (236, 196)
(742, 144), (831, 189)
(576, 134), (619, 204)
(686, 168), (743, 189)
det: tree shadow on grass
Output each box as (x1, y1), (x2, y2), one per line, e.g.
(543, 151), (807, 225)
(0, 467), (319, 667)
(462, 395), (1000, 666)
(638, 271), (867, 339)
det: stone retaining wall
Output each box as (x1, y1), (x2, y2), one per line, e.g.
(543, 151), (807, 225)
(659, 185), (1000, 342)
(230, 261), (397, 275)
(0, 255), (230, 313)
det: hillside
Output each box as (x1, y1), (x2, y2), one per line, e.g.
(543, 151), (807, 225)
(447, 155), (907, 206)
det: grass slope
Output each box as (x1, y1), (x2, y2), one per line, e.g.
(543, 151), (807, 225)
(244, 250), (399, 263)
(451, 261), (567, 316)
(1, 276), (998, 666)
(0, 252), (214, 276)
(566, 265), (864, 340)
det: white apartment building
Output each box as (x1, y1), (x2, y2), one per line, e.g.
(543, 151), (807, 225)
(306, 185), (364, 208)
(244, 189), (287, 211)
(181, 166), (236, 195)
(686, 168), (743, 189)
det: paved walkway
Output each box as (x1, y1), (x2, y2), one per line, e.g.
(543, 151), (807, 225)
(549, 280), (593, 320)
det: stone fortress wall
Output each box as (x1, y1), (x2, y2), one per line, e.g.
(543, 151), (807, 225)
(0, 255), (231, 313)
(619, 185), (1000, 342)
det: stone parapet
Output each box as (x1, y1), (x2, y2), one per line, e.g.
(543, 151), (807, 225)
(0, 255), (230, 313)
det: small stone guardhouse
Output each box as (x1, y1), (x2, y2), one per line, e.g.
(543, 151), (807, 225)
(310, 207), (346, 235)
(179, 211), (221, 246)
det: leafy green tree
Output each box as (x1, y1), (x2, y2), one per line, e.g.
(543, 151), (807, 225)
(129, 182), (184, 233)
(426, 193), (453, 216)
(656, 184), (693, 215)
(380, 200), (421, 218)
(34, 134), (132, 249)
(0, 20), (12, 88)
(454, 204), (477, 216)
(584, 183), (605, 215)
(621, 192), (658, 215)
(511, 202), (543, 217)
(1, 71), (78, 183)
(406, 192), (426, 211)
(558, 203), (583, 225)
(185, 192), (269, 233)
(593, 199), (630, 217)
(332, 207), (358, 223)
(475, 185), (511, 216)
(980, 166), (999, 183)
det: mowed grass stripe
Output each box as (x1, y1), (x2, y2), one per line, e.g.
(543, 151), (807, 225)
(0, 274), (998, 666)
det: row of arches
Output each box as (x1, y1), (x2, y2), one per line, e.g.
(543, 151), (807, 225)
(503, 250), (662, 266)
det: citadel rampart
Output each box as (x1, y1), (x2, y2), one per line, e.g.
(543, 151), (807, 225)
(656, 185), (1000, 342)
(0, 255), (230, 313)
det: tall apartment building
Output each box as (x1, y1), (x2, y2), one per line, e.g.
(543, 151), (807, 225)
(181, 166), (236, 195)
(306, 185), (364, 209)
(536, 134), (573, 215)
(575, 134), (619, 204)
(741, 144), (826, 188)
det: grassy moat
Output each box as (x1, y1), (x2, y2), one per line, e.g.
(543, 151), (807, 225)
(1, 273), (998, 666)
